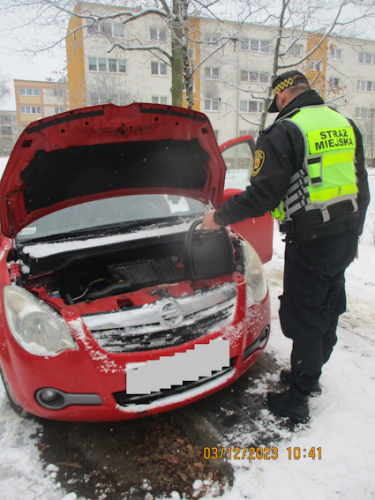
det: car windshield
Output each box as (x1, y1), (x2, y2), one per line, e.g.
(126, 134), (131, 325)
(16, 194), (208, 243)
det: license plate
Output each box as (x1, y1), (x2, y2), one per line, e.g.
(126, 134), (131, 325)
(126, 338), (230, 394)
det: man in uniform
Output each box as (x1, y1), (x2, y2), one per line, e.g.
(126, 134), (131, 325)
(201, 70), (370, 422)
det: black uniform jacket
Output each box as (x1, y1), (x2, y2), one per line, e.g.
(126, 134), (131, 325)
(215, 90), (370, 240)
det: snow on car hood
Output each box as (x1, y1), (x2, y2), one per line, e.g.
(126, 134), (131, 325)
(0, 103), (226, 238)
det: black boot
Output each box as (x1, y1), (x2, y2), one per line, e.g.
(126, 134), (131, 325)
(266, 385), (310, 423)
(280, 369), (322, 397)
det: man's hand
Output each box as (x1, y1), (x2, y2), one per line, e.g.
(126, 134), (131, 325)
(201, 210), (221, 230)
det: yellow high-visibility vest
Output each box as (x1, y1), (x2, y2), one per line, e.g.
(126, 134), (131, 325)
(271, 105), (358, 222)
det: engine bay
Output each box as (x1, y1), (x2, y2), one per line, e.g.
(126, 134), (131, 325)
(9, 227), (245, 313)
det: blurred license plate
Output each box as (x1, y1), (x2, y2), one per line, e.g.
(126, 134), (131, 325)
(126, 338), (230, 394)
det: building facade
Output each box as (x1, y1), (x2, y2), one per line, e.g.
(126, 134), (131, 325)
(0, 110), (18, 155)
(66, 3), (375, 164)
(14, 79), (69, 134)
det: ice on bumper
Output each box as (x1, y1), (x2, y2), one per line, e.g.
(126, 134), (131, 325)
(126, 338), (230, 394)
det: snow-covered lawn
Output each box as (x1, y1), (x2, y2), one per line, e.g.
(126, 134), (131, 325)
(207, 171), (375, 500)
(0, 154), (374, 500)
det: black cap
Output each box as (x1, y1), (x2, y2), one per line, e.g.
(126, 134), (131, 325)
(268, 70), (309, 113)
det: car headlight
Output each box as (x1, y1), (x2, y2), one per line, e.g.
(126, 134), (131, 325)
(242, 241), (268, 304)
(4, 286), (77, 356)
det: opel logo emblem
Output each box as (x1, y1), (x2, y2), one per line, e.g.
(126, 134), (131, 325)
(159, 300), (184, 329)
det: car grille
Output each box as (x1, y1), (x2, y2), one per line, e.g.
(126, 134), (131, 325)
(113, 357), (237, 406)
(83, 282), (237, 353)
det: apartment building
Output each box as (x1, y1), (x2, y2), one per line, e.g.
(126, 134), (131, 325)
(66, 2), (375, 163)
(14, 79), (69, 133)
(0, 110), (18, 155)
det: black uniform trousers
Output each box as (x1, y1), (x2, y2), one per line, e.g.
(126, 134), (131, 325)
(279, 230), (358, 391)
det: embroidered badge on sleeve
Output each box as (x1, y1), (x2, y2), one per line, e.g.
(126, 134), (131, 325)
(252, 150), (265, 177)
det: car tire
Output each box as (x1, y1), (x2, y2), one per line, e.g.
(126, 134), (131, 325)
(0, 363), (33, 419)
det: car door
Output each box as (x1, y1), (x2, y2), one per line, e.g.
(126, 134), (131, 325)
(220, 136), (273, 264)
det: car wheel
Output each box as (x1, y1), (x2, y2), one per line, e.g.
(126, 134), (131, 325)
(0, 363), (33, 419)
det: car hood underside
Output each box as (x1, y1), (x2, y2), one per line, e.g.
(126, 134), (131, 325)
(0, 103), (226, 238)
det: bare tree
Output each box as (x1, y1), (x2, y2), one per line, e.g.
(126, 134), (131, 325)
(358, 105), (375, 168)
(85, 71), (142, 106)
(0, 0), (255, 108)
(228, 0), (375, 130)
(0, 70), (11, 105)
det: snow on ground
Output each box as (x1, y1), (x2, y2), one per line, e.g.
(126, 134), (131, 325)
(202, 170), (375, 500)
(0, 155), (374, 500)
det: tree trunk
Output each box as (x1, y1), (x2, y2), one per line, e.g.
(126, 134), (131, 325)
(170, 0), (183, 107)
(181, 0), (193, 109)
(259, 0), (288, 131)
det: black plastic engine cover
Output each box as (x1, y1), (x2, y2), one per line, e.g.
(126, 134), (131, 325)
(108, 258), (183, 289)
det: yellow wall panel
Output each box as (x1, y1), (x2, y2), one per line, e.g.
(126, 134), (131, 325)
(66, 6), (86, 110)
(19, 96), (42, 104)
(182, 17), (201, 111)
(306, 34), (327, 99)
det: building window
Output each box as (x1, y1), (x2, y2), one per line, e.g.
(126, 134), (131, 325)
(355, 107), (374, 119)
(88, 57), (126, 73)
(0, 115), (11, 124)
(108, 59), (117, 72)
(239, 130), (247, 137)
(359, 52), (375, 64)
(20, 106), (41, 114)
(213, 130), (219, 141)
(204, 98), (221, 111)
(329, 78), (341, 88)
(357, 80), (375, 92)
(1, 126), (12, 136)
(101, 22), (112, 36)
(87, 23), (100, 35)
(205, 34), (219, 46)
(113, 24), (125, 37)
(53, 89), (63, 97)
(150, 28), (167, 42)
(188, 48), (195, 62)
(205, 67), (219, 80)
(13, 126), (18, 132)
(151, 61), (167, 75)
(88, 22), (125, 37)
(330, 48), (342, 60)
(18, 88), (40, 96)
(309, 60), (321, 71)
(240, 100), (263, 113)
(241, 70), (269, 84)
(88, 57), (97, 71)
(151, 96), (168, 104)
(54, 107), (64, 114)
(288, 44), (302, 57)
(98, 58), (107, 72)
(119, 60), (126, 73)
(241, 38), (269, 52)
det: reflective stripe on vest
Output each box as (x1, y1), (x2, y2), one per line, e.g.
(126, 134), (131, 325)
(271, 106), (358, 222)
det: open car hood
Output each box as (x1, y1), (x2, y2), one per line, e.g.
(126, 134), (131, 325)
(0, 103), (227, 238)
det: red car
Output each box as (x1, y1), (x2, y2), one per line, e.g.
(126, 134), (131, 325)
(0, 103), (272, 421)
